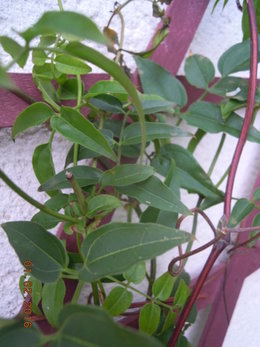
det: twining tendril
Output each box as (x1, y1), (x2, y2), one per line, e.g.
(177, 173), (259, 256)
(168, 208), (217, 276)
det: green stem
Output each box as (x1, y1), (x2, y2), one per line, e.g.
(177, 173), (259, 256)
(73, 144), (79, 167)
(0, 169), (78, 223)
(98, 281), (106, 299)
(127, 205), (133, 222)
(92, 282), (100, 305)
(49, 129), (55, 145)
(117, 112), (128, 164)
(147, 258), (156, 296)
(216, 165), (230, 188)
(107, 276), (172, 310)
(115, 11), (125, 65)
(58, 0), (64, 11)
(71, 280), (84, 304)
(66, 172), (88, 215)
(207, 133), (226, 177)
(183, 196), (203, 267)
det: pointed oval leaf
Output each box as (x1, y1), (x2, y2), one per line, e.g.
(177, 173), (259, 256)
(122, 122), (190, 145)
(218, 36), (260, 75)
(89, 94), (124, 113)
(174, 279), (191, 308)
(32, 143), (58, 197)
(185, 54), (215, 89)
(136, 94), (174, 114)
(12, 102), (54, 139)
(139, 303), (160, 335)
(253, 187), (260, 201)
(0, 66), (16, 89)
(86, 80), (128, 102)
(135, 56), (187, 106)
(55, 54), (92, 75)
(100, 164), (154, 187)
(123, 261), (146, 284)
(58, 304), (163, 347)
(21, 11), (106, 44)
(185, 101), (260, 143)
(0, 321), (41, 347)
(65, 42), (146, 161)
(57, 78), (85, 101)
(152, 144), (224, 200)
(103, 287), (133, 316)
(117, 175), (190, 214)
(87, 194), (122, 218)
(51, 107), (117, 161)
(152, 272), (175, 301)
(39, 166), (102, 191)
(42, 279), (66, 327)
(2, 221), (68, 282)
(28, 276), (42, 316)
(229, 198), (255, 228)
(79, 222), (191, 282)
(0, 36), (28, 68)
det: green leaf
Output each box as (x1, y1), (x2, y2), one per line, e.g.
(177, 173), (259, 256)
(28, 276), (42, 316)
(184, 54), (215, 89)
(55, 54), (92, 75)
(65, 42), (146, 162)
(118, 175), (190, 214)
(87, 194), (122, 218)
(65, 145), (97, 167)
(174, 279), (191, 308)
(39, 166), (102, 191)
(79, 222), (191, 282)
(89, 94), (124, 113)
(159, 311), (176, 335)
(32, 49), (47, 66)
(21, 11), (106, 44)
(253, 187), (260, 201)
(58, 304), (163, 347)
(152, 272), (175, 301)
(0, 66), (15, 89)
(103, 287), (133, 316)
(2, 221), (68, 282)
(100, 164), (154, 187)
(184, 101), (260, 143)
(139, 303), (160, 335)
(0, 321), (41, 347)
(242, 0), (260, 41)
(220, 99), (245, 120)
(209, 76), (260, 103)
(0, 36), (28, 68)
(32, 194), (68, 229)
(136, 94), (174, 114)
(229, 198), (254, 227)
(122, 122), (190, 146)
(33, 63), (62, 80)
(57, 78), (85, 100)
(42, 279), (66, 327)
(135, 56), (187, 106)
(51, 107), (117, 161)
(123, 261), (146, 284)
(32, 143), (58, 197)
(86, 80), (128, 103)
(141, 159), (180, 228)
(152, 144), (223, 199)
(218, 35), (260, 75)
(36, 78), (59, 109)
(12, 102), (54, 139)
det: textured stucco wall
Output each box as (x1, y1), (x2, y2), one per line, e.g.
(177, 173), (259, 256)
(0, 0), (259, 345)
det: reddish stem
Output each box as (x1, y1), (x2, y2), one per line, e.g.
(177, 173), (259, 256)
(224, 0), (258, 221)
(168, 1), (258, 345)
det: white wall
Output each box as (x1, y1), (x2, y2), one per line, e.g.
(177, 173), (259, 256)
(0, 0), (259, 345)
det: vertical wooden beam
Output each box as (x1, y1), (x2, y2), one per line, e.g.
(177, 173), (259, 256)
(148, 0), (210, 74)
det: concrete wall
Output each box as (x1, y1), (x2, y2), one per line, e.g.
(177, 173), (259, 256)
(0, 0), (259, 345)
